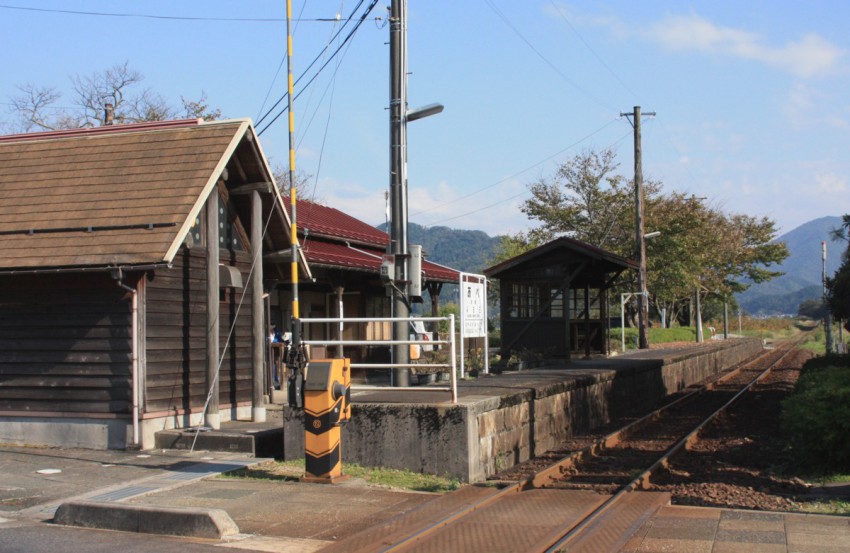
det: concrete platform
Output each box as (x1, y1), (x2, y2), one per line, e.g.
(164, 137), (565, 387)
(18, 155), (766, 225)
(282, 337), (764, 482)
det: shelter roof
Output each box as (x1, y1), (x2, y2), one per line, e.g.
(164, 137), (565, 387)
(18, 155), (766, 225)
(484, 236), (638, 278)
(0, 118), (293, 273)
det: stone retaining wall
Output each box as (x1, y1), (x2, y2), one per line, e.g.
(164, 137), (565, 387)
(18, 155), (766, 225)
(284, 338), (763, 483)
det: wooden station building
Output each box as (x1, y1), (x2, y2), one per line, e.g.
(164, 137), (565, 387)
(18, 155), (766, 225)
(0, 118), (458, 450)
(485, 237), (637, 360)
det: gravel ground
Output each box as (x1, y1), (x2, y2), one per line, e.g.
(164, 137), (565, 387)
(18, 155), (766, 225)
(650, 347), (823, 512)
(493, 344), (849, 514)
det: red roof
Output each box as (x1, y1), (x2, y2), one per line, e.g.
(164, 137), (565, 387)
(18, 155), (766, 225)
(302, 238), (459, 283)
(283, 198), (388, 248)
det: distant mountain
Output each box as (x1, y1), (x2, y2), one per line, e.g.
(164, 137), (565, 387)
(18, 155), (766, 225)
(737, 216), (844, 315)
(378, 222), (502, 274)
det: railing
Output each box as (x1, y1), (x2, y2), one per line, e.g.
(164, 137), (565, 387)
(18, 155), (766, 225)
(300, 315), (457, 403)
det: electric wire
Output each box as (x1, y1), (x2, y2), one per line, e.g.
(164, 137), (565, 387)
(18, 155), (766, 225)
(257, 0), (378, 136)
(0, 3), (377, 23)
(410, 117), (619, 217)
(423, 129), (633, 227)
(256, 0), (366, 127)
(293, 0), (347, 149)
(483, 0), (615, 112)
(254, 1), (309, 122)
(548, 1), (642, 102)
(255, 0), (371, 130)
(190, 184), (287, 451)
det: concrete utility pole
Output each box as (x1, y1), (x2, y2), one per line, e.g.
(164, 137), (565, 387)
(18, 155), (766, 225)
(621, 106), (655, 349)
(388, 0), (442, 386)
(823, 241), (833, 354)
(389, 0), (410, 386)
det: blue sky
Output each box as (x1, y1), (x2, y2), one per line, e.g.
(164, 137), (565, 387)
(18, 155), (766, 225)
(2, 1), (849, 238)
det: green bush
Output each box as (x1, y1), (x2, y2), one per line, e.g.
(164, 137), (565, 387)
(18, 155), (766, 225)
(609, 326), (698, 350)
(781, 360), (850, 472)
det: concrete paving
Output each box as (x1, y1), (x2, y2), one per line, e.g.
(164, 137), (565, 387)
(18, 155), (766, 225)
(1, 441), (848, 552)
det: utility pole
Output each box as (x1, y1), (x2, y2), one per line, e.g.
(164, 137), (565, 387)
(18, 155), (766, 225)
(621, 106), (655, 349)
(389, 0), (410, 386)
(823, 241), (833, 354)
(387, 0), (442, 386)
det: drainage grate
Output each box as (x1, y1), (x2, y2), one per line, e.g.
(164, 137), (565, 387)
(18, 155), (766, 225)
(165, 462), (247, 481)
(89, 486), (157, 502)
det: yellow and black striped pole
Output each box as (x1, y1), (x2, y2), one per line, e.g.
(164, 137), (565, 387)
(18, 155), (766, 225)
(285, 0), (304, 407)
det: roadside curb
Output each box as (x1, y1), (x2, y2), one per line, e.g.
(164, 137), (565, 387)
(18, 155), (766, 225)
(53, 500), (239, 539)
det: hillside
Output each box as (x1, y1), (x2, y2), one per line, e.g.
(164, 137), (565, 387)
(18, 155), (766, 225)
(737, 216), (843, 315)
(378, 222), (502, 274)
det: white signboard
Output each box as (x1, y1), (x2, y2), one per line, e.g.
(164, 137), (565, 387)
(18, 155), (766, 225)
(459, 272), (489, 377)
(460, 275), (486, 338)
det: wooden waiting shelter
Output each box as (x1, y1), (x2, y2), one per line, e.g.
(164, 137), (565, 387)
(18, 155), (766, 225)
(485, 237), (637, 359)
(0, 118), (299, 450)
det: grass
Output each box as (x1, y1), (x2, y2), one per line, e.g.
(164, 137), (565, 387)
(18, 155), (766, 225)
(220, 459), (462, 493)
(796, 499), (850, 516)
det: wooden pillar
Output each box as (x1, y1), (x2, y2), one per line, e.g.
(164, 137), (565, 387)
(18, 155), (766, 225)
(584, 283), (591, 358)
(205, 189), (221, 429)
(602, 287), (610, 355)
(251, 191), (266, 422)
(428, 281), (443, 334)
(564, 285), (572, 360)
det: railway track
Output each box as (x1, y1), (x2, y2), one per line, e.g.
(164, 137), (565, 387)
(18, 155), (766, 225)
(330, 336), (807, 553)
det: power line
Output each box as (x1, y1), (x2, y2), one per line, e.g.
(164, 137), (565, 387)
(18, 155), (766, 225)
(0, 3), (379, 23)
(411, 118), (619, 217)
(256, 0), (368, 128)
(483, 0), (615, 112)
(257, 0), (379, 136)
(254, 1), (311, 122)
(422, 129), (633, 227)
(548, 1), (642, 102)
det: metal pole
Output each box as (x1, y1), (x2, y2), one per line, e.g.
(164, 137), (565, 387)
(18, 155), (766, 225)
(621, 293), (627, 352)
(389, 0), (410, 386)
(695, 288), (704, 343)
(286, 0), (304, 407)
(823, 241), (833, 354)
(723, 300), (729, 339)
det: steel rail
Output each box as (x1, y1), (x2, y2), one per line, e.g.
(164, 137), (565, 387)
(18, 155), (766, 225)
(543, 335), (806, 552)
(376, 335), (807, 552)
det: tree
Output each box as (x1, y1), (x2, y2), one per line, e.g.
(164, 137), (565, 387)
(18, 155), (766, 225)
(798, 298), (827, 319)
(521, 148), (636, 251)
(271, 166), (322, 204)
(826, 214), (850, 322)
(491, 147), (789, 328)
(5, 62), (219, 132)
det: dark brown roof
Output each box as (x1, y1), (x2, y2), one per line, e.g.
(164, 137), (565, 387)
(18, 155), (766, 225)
(484, 236), (638, 277)
(0, 119), (261, 271)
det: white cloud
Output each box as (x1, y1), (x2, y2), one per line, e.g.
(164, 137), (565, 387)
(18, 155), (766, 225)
(649, 14), (845, 78)
(781, 82), (848, 129)
(816, 172), (847, 193)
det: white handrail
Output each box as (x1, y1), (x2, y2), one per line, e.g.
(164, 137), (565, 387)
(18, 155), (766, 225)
(299, 314), (457, 403)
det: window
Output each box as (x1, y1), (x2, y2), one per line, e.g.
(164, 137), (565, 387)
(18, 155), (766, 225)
(569, 288), (601, 319)
(217, 196), (245, 251)
(188, 215), (204, 246)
